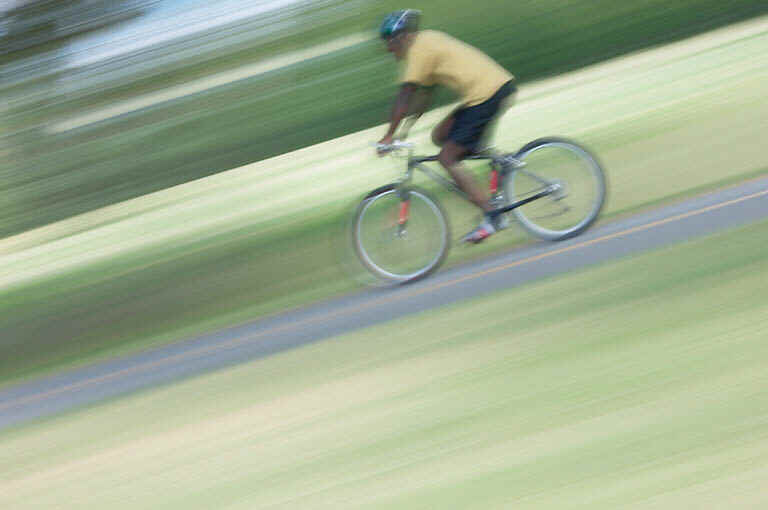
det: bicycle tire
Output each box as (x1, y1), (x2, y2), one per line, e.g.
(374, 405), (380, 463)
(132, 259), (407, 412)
(505, 137), (606, 241)
(352, 185), (450, 283)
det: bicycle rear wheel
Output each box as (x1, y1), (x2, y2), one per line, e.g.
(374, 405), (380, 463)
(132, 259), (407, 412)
(505, 137), (606, 241)
(353, 186), (449, 283)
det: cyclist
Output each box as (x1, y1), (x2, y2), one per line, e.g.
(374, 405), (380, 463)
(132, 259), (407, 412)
(377, 9), (518, 243)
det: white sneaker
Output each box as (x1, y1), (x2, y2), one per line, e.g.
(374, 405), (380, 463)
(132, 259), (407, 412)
(461, 216), (497, 244)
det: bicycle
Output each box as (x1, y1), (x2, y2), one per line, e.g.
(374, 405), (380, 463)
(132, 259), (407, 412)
(352, 137), (607, 283)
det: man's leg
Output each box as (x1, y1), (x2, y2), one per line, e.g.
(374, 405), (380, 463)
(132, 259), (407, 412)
(437, 140), (492, 213)
(431, 116), (450, 147)
(438, 140), (503, 243)
(436, 104), (509, 243)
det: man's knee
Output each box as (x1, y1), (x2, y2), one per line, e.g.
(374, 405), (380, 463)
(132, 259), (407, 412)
(431, 127), (447, 147)
(432, 115), (454, 147)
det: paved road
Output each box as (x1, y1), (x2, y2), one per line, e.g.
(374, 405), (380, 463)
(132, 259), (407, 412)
(1, 177), (767, 431)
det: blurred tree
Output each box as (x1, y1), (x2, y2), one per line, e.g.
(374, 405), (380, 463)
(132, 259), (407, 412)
(0, 0), (155, 230)
(1, 0), (154, 56)
(0, 0), (155, 107)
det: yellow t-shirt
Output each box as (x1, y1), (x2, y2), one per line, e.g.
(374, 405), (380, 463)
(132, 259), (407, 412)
(401, 30), (514, 107)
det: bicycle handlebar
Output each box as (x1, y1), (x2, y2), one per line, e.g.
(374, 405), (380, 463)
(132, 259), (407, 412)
(375, 141), (415, 154)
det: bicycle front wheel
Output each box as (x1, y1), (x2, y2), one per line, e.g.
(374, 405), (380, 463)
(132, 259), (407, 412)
(353, 186), (449, 283)
(505, 138), (606, 241)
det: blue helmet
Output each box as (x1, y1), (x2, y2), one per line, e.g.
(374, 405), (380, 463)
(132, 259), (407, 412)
(379, 9), (420, 39)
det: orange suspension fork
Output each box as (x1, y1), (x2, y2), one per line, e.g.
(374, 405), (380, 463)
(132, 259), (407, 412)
(398, 200), (410, 225)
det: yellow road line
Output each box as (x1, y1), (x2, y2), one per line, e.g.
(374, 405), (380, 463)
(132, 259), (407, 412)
(2, 187), (766, 414)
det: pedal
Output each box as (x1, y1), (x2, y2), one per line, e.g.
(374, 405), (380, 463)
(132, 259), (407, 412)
(489, 195), (511, 230)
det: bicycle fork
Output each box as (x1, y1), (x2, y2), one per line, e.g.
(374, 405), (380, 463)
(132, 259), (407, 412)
(397, 199), (410, 236)
(396, 185), (412, 237)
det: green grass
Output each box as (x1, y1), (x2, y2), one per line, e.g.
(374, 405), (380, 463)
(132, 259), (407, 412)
(0, 21), (767, 387)
(2, 217), (767, 509)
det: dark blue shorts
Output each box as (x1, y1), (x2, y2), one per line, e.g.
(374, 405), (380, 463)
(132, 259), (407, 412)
(448, 81), (516, 152)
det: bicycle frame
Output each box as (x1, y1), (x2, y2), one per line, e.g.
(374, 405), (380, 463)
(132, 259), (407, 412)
(396, 150), (557, 216)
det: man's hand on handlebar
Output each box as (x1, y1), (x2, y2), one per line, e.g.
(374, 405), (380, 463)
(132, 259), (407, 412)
(376, 134), (395, 157)
(375, 139), (414, 157)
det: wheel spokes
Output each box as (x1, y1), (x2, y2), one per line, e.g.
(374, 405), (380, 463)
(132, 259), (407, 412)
(506, 140), (605, 239)
(354, 190), (448, 281)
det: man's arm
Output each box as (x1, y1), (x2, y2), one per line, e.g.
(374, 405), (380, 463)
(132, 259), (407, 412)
(399, 85), (433, 139)
(378, 83), (418, 150)
(407, 85), (433, 119)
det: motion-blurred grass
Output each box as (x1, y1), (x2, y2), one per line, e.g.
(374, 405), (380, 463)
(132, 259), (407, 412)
(1, 20), (767, 386)
(3, 217), (768, 509)
(2, 0), (767, 236)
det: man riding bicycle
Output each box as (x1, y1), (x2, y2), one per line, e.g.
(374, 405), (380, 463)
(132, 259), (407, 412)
(377, 9), (518, 243)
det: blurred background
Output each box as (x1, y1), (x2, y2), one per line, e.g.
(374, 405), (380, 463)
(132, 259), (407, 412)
(3, 3), (768, 508)
(3, 0), (766, 235)
(1, 0), (767, 382)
